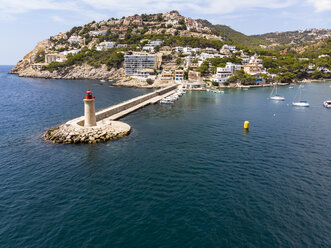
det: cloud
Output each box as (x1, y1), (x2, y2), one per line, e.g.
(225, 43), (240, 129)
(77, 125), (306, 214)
(0, 0), (330, 23)
(51, 15), (65, 23)
(0, 0), (76, 14)
(307, 0), (331, 12)
(0, 0), (107, 22)
(80, 0), (299, 15)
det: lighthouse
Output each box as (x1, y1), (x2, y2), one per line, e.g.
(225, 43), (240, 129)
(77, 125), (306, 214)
(83, 89), (96, 127)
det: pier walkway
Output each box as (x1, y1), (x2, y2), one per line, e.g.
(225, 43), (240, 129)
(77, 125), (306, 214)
(67, 85), (178, 127)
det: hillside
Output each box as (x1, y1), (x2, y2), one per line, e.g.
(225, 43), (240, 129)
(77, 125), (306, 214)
(197, 19), (270, 48)
(252, 29), (331, 46)
(10, 11), (330, 87)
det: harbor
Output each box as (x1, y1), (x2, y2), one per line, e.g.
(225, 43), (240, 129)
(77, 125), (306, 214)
(1, 66), (331, 247)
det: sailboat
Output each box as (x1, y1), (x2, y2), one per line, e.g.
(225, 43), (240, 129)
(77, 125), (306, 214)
(269, 83), (285, 101)
(292, 85), (309, 107)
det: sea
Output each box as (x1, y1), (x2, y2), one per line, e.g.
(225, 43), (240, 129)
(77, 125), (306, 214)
(0, 65), (330, 247)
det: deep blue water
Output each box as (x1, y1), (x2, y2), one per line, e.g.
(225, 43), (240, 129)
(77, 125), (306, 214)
(0, 65), (330, 247)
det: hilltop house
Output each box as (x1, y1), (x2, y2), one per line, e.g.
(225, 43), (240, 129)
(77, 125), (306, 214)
(143, 40), (163, 52)
(61, 49), (81, 56)
(222, 45), (236, 51)
(224, 62), (242, 73)
(89, 30), (108, 36)
(45, 54), (67, 63)
(96, 41), (116, 51)
(68, 35), (83, 44)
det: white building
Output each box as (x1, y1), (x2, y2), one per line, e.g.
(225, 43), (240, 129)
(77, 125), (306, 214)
(249, 54), (263, 64)
(143, 40), (163, 52)
(166, 20), (179, 26)
(61, 49), (81, 56)
(212, 69), (233, 83)
(316, 67), (331, 73)
(96, 42), (115, 51)
(222, 44), (236, 51)
(68, 35), (82, 44)
(175, 47), (184, 53)
(199, 53), (216, 60)
(89, 30), (107, 36)
(224, 62), (242, 73)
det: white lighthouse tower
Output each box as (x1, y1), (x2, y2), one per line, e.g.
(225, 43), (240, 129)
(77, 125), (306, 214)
(83, 89), (96, 127)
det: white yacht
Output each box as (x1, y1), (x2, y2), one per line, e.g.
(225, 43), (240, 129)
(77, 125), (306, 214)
(323, 100), (331, 108)
(292, 101), (310, 107)
(292, 85), (309, 107)
(270, 83), (285, 101)
(270, 95), (285, 101)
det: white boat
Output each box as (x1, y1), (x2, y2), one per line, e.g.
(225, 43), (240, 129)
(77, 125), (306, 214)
(270, 83), (285, 100)
(100, 79), (106, 82)
(160, 99), (172, 104)
(292, 85), (309, 107)
(292, 101), (310, 107)
(211, 89), (221, 93)
(270, 95), (285, 101)
(323, 100), (331, 108)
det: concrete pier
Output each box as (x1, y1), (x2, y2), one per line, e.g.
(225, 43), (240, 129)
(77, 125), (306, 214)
(45, 85), (178, 144)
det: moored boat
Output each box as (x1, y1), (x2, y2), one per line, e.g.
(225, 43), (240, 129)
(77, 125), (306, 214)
(270, 95), (285, 101)
(292, 85), (309, 107)
(292, 101), (309, 107)
(269, 83), (285, 100)
(323, 100), (331, 108)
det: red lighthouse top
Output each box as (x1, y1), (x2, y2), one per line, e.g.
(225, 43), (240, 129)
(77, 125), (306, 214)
(84, 89), (95, 99)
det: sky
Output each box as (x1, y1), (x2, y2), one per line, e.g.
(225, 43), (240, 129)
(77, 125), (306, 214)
(0, 0), (330, 65)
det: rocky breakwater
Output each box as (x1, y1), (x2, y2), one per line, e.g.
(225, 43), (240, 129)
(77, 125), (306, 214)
(44, 120), (131, 144)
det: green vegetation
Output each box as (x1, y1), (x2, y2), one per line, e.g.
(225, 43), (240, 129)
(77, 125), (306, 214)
(197, 19), (269, 49)
(146, 78), (154, 85)
(228, 70), (257, 85)
(34, 50), (45, 63)
(208, 57), (242, 68)
(45, 48), (124, 72)
(252, 30), (330, 45)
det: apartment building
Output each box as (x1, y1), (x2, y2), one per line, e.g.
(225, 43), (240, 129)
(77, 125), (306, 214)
(124, 53), (157, 76)
(175, 70), (184, 81)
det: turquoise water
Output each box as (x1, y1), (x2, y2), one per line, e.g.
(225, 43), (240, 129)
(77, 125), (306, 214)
(0, 65), (330, 247)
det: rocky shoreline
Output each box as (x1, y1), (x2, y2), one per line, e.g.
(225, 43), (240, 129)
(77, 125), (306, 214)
(10, 62), (173, 88)
(45, 122), (131, 144)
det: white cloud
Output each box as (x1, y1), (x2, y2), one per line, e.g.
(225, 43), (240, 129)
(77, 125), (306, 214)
(51, 15), (65, 23)
(80, 0), (299, 15)
(307, 0), (331, 12)
(0, 0), (76, 14)
(0, 0), (330, 22)
(0, 0), (107, 22)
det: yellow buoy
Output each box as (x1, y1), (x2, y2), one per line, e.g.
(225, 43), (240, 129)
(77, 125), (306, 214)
(244, 121), (250, 129)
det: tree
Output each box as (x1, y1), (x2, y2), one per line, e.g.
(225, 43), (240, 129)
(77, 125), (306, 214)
(311, 70), (323, 79)
(262, 57), (278, 69)
(228, 70), (257, 85)
(146, 78), (154, 85)
(154, 45), (160, 53)
(198, 61), (209, 75)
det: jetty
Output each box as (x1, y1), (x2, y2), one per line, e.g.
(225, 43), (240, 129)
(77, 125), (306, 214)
(45, 85), (178, 144)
